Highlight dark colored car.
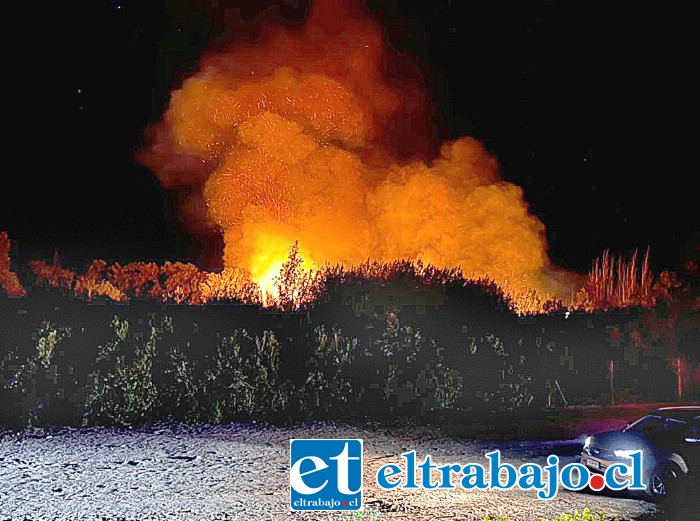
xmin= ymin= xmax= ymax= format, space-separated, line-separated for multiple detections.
xmin=580 ymin=406 xmax=700 ymax=501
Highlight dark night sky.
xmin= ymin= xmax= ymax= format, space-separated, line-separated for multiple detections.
xmin=3 ymin=0 xmax=698 ymax=274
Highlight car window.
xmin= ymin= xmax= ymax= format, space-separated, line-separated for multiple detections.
xmin=663 ymin=417 xmax=687 ymax=436
xmin=626 ymin=415 xmax=664 ymax=432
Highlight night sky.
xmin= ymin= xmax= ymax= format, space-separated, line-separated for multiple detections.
xmin=4 ymin=0 xmax=698 ymax=274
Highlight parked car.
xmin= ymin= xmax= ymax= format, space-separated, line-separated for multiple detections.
xmin=580 ymin=406 xmax=700 ymax=500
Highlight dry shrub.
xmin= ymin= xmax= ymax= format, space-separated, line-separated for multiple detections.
xmin=198 ymin=267 xmax=262 ymax=304
xmin=496 ymin=283 xmax=563 ymax=316
xmin=108 ymin=262 xmax=162 ymax=298
xmin=29 ymin=251 xmax=76 ymax=290
xmin=273 ymin=242 xmax=323 ymax=311
xmin=319 ymin=258 xmax=465 ymax=287
xmin=574 ymin=249 xmax=654 ymax=311
xmin=0 ymin=232 xmax=26 ymax=296
xmin=74 ymin=260 xmax=125 ymax=302
xmin=159 ymin=262 xmax=208 ymax=304
xmin=317 ymin=259 xmax=551 ymax=313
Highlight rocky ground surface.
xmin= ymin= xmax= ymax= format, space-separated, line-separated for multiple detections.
xmin=0 ymin=422 xmax=663 ymax=521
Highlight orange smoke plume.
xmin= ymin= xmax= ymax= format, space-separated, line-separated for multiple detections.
xmin=140 ymin=0 xmax=567 ymax=302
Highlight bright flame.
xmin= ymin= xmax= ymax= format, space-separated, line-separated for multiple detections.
xmin=245 ymin=229 xmax=315 ymax=302
xmin=255 ymin=262 xmax=284 ymax=302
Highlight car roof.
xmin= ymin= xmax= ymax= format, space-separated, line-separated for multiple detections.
xmin=652 ymin=406 xmax=700 ymax=421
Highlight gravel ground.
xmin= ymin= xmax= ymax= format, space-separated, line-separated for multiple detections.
xmin=0 ymin=422 xmax=659 ymax=521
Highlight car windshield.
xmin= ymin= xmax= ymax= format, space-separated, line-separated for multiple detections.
xmin=625 ymin=415 xmax=664 ymax=432
xmin=625 ymin=413 xmax=698 ymax=438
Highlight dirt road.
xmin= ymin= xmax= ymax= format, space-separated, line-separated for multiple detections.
xmin=0 ymin=423 xmax=659 ymax=521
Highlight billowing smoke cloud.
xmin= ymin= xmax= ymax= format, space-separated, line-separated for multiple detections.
xmin=141 ymin=0 xmax=566 ymax=298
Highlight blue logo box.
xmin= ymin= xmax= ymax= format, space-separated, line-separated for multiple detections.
xmin=290 ymin=439 xmax=363 ymax=511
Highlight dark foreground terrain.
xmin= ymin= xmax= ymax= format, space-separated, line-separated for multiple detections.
xmin=0 ymin=422 xmax=674 ymax=521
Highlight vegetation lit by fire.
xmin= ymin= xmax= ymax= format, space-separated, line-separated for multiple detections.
xmin=3 ymin=231 xmax=696 ymax=315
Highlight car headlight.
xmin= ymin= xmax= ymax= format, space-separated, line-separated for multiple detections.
xmin=613 ymin=449 xmax=639 ymax=458
xmin=583 ymin=437 xmax=592 ymax=451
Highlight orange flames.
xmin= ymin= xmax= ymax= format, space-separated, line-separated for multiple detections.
xmin=0 ymin=232 xmax=26 ymax=297
xmin=140 ymin=0 xmax=572 ymax=307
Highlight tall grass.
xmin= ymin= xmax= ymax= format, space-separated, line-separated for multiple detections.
xmin=574 ymin=249 xmax=654 ymax=311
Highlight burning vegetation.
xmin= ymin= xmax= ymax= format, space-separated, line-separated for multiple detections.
xmin=1 ymin=2 xmax=695 ymax=316
xmin=0 ymin=232 xmax=25 ymax=297
xmin=138 ymin=0 xmax=566 ymax=307
xmin=1 ymin=230 xmax=689 ymax=316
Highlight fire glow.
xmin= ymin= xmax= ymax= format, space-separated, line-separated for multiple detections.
xmin=139 ymin=0 xmax=570 ymax=308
